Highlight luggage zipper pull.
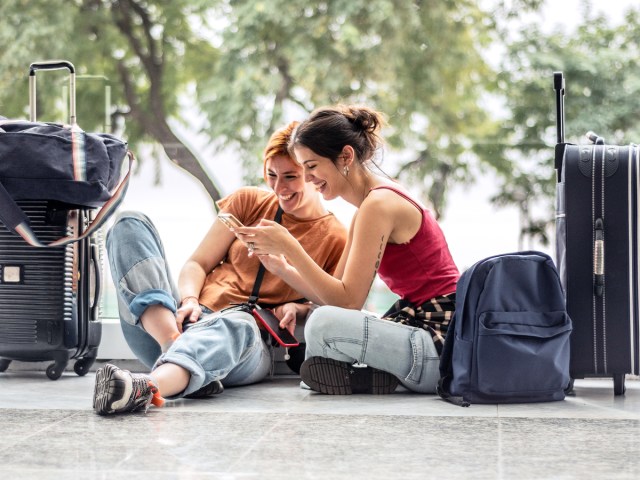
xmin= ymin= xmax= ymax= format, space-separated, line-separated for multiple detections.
xmin=594 ymin=218 xmax=605 ymax=297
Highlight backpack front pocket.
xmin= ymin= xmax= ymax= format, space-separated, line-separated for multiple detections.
xmin=476 ymin=311 xmax=572 ymax=397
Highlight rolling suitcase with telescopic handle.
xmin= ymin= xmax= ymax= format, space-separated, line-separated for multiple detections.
xmin=554 ymin=71 xmax=640 ymax=395
xmin=0 ymin=61 xmax=132 ymax=379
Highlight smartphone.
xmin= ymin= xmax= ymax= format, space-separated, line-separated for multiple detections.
xmin=252 ymin=306 xmax=300 ymax=348
xmin=218 ymin=213 xmax=244 ymax=229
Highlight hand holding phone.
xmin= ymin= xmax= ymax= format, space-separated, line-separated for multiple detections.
xmin=218 ymin=213 xmax=257 ymax=255
xmin=252 ymin=306 xmax=300 ymax=348
xmin=218 ymin=213 xmax=245 ymax=229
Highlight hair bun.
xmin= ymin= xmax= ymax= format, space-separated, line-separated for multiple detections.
xmin=342 ymin=105 xmax=383 ymax=134
xmin=291 ymin=104 xmax=385 ymax=164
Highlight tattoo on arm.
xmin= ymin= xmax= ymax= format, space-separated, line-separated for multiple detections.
xmin=370 ymin=235 xmax=385 ymax=288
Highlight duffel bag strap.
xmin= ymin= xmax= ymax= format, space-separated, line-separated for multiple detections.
xmin=0 ymin=150 xmax=134 ymax=247
xmin=0 ymin=182 xmax=29 ymax=231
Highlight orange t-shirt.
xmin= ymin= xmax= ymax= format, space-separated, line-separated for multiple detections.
xmin=198 ymin=187 xmax=347 ymax=311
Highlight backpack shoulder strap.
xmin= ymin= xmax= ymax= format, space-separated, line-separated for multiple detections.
xmin=436 ymin=260 xmax=478 ymax=407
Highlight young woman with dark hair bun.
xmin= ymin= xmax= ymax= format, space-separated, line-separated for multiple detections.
xmin=236 ymin=105 xmax=460 ymax=395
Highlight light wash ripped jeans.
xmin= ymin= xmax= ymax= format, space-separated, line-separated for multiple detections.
xmin=106 ymin=211 xmax=272 ymax=398
xmin=304 ymin=306 xmax=440 ymax=393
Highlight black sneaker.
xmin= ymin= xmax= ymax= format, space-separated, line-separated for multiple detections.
xmin=184 ymin=380 xmax=224 ymax=399
xmin=300 ymin=357 xmax=399 ymax=395
xmin=93 ymin=363 xmax=164 ymax=415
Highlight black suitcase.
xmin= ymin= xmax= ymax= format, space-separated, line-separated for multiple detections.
xmin=554 ymin=71 xmax=640 ymax=395
xmin=0 ymin=63 xmax=103 ymax=380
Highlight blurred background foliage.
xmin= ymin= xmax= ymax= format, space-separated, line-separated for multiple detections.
xmin=1 ymin=0 xmax=640 ymax=247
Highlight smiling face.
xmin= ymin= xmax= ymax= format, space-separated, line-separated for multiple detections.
xmin=265 ymin=154 xmax=324 ymax=218
xmin=293 ymin=145 xmax=346 ymax=201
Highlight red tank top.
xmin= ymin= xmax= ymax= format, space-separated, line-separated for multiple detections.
xmin=374 ymin=186 xmax=459 ymax=305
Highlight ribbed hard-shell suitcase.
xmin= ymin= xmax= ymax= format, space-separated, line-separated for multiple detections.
xmin=0 ymin=202 xmax=102 ymax=379
xmin=0 ymin=62 xmax=105 ymax=379
xmin=554 ymin=72 xmax=640 ymax=395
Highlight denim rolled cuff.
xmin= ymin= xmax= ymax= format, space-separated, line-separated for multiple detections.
xmin=128 ymin=289 xmax=178 ymax=323
xmin=154 ymin=352 xmax=207 ymax=399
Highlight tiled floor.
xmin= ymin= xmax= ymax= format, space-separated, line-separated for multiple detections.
xmin=1 ymin=363 xmax=639 ymax=480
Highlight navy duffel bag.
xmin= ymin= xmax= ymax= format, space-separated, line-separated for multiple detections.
xmin=0 ymin=120 xmax=128 ymax=207
xmin=0 ymin=119 xmax=133 ymax=247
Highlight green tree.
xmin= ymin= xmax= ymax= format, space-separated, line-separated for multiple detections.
xmin=200 ymin=0 xmax=542 ymax=217
xmin=0 ymin=0 xmax=223 ymax=204
xmin=495 ymin=3 xmax=640 ymax=246
xmin=0 ymin=0 xmax=542 ymax=218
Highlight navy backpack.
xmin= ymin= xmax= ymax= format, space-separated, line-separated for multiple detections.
xmin=438 ymin=251 xmax=572 ymax=406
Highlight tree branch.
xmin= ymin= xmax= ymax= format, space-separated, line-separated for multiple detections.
xmin=112 ymin=0 xmax=158 ymax=78
xmin=109 ymin=3 xmax=221 ymax=205
xmin=126 ymin=0 xmax=159 ymax=65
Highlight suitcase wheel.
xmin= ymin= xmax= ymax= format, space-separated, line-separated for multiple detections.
xmin=0 ymin=359 xmax=11 ymax=372
xmin=73 ymin=357 xmax=95 ymax=377
xmin=46 ymin=362 xmax=65 ymax=380
xmin=613 ymin=374 xmax=626 ymax=396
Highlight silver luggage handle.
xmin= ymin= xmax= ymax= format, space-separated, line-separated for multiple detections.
xmin=29 ymin=60 xmax=76 ymax=124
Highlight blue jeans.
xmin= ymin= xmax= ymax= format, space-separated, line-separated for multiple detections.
xmin=106 ymin=211 xmax=272 ymax=398
xmin=304 ymin=306 xmax=440 ymax=393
